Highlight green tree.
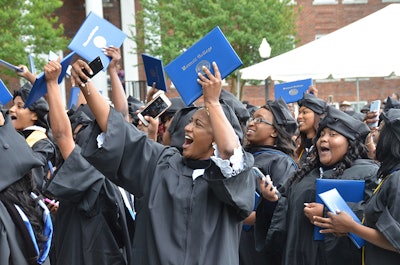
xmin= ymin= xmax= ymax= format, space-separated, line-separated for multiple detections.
xmin=133 ymin=0 xmax=298 ymax=98
xmin=0 ymin=0 xmax=68 ymax=82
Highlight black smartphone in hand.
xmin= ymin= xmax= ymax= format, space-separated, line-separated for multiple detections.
xmin=80 ymin=56 xmax=104 ymax=83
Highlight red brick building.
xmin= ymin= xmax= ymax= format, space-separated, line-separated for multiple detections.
xmin=4 ymin=0 xmax=399 ymax=108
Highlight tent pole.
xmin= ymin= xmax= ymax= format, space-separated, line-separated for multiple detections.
xmin=236 ymin=71 xmax=241 ymax=100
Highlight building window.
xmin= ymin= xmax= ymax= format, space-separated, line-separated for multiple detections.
xmin=342 ymin=0 xmax=368 ymax=4
xmin=313 ymin=0 xmax=338 ymax=5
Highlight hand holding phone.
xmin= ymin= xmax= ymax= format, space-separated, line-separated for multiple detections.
xmin=138 ymin=91 xmax=172 ymax=126
xmin=369 ymin=100 xmax=381 ymax=128
xmin=252 ymin=167 xmax=279 ymax=195
xmin=79 ymin=56 xmax=104 ymax=83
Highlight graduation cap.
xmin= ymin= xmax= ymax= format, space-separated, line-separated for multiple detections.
xmin=266 ymin=97 xmax=298 ymax=135
xmin=68 ymin=103 xmax=94 ymax=132
xmin=13 ymin=82 xmax=49 ymax=129
xmin=127 ymin=96 xmax=144 ymax=126
xmin=164 ymin=97 xmax=186 ymax=115
xmin=380 ymin=108 xmax=400 ymax=142
xmin=220 ymin=89 xmax=250 ymax=125
xmin=297 ymin=93 xmax=327 ymax=115
xmin=24 ymin=52 xmax=76 ymax=108
xmin=317 ymin=106 xmax=370 ymax=142
xmin=0 ymin=114 xmax=43 ymax=191
xmin=383 ymin=96 xmax=400 ymax=112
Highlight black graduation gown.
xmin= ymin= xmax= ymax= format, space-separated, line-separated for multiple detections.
xmin=268 ymin=159 xmax=379 ymax=265
xmin=80 ymin=108 xmax=255 ymax=265
xmin=22 ymin=129 xmax=59 ymax=191
xmin=240 ymin=146 xmax=298 ymax=265
xmin=45 ymin=145 xmax=134 ymax=265
xmin=363 ymin=164 xmax=400 ymax=264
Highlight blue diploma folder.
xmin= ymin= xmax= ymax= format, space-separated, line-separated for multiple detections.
xmin=0 ymin=79 xmax=12 ymax=105
xmin=242 ymin=191 xmax=260 ymax=231
xmin=142 ymin=54 xmax=167 ymax=92
xmin=0 ymin=59 xmax=23 ymax=72
xmin=318 ymin=188 xmax=366 ymax=248
xmin=68 ymin=12 xmax=126 ymax=70
xmin=314 ymin=178 xmax=365 ymax=240
xmin=25 ymin=52 xmax=76 ymax=108
xmin=164 ymin=26 xmax=242 ymax=105
xmin=274 ymin=78 xmax=312 ymax=104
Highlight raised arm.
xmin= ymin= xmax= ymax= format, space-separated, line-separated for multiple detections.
xmin=197 ymin=62 xmax=239 ymax=159
xmin=17 ymin=65 xmax=37 ymax=85
xmin=70 ymin=59 xmax=110 ymax=133
xmin=105 ymin=47 xmax=129 ymax=121
xmin=44 ymin=58 xmax=75 ymax=159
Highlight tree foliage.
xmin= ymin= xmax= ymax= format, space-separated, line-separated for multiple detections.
xmin=132 ymin=0 xmax=298 ymax=96
xmin=0 ymin=0 xmax=68 ymax=80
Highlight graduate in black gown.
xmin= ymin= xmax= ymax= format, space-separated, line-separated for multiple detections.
xmin=314 ymin=108 xmax=400 ymax=265
xmin=8 ymin=83 xmax=59 ymax=191
xmin=0 ymin=108 xmax=52 ymax=265
xmin=296 ymin=93 xmax=327 ymax=167
xmin=240 ymin=98 xmax=298 ymax=265
xmin=43 ymin=56 xmax=134 ymax=265
xmin=261 ymin=106 xmax=379 ymax=265
xmin=70 ymin=60 xmax=255 ymax=265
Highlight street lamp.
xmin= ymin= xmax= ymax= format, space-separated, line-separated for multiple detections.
xmin=258 ymin=38 xmax=271 ymax=103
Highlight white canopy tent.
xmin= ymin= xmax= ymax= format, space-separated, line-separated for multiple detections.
xmin=240 ymin=4 xmax=400 ymax=82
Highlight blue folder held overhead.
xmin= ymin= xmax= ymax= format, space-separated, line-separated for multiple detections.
xmin=142 ymin=54 xmax=167 ymax=92
xmin=314 ymin=178 xmax=365 ymax=241
xmin=68 ymin=11 xmax=127 ymax=70
xmin=0 ymin=79 xmax=13 ymax=105
xmin=318 ymin=188 xmax=366 ymax=249
xmin=164 ymin=26 xmax=243 ymax=106
xmin=25 ymin=52 xmax=76 ymax=108
xmin=0 ymin=59 xmax=23 ymax=72
xmin=274 ymin=78 xmax=312 ymax=104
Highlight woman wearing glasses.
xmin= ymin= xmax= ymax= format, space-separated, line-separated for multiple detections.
xmin=239 ymin=98 xmax=298 ymax=265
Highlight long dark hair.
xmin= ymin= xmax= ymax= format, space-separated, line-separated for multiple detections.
xmin=0 ymin=174 xmax=46 ymax=244
xmin=376 ymin=123 xmax=400 ymax=178
xmin=288 ymin=136 xmax=369 ymax=186
xmin=295 ymin=112 xmax=324 ymax=158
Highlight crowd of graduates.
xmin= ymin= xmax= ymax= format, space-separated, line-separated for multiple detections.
xmin=0 ymin=46 xmax=399 ymax=265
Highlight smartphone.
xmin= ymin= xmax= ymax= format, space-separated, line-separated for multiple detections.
xmin=369 ymin=100 xmax=381 ymax=128
xmin=252 ymin=167 xmax=279 ymax=195
xmin=80 ymin=56 xmax=104 ymax=83
xmin=137 ymin=91 xmax=172 ymax=126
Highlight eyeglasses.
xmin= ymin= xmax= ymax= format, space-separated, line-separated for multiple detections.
xmin=247 ymin=117 xmax=274 ymax=127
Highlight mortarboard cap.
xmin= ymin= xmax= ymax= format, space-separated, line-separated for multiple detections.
xmin=383 ymin=96 xmax=400 ymax=112
xmin=317 ymin=106 xmax=370 ymax=142
xmin=220 ymin=89 xmax=250 ymax=125
xmin=266 ymin=98 xmax=298 ymax=135
xmin=380 ymin=108 xmax=400 ymax=142
xmin=297 ymin=93 xmax=327 ymax=115
xmin=164 ymin=97 xmax=187 ymax=115
xmin=0 ymin=114 xmax=43 ymax=191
